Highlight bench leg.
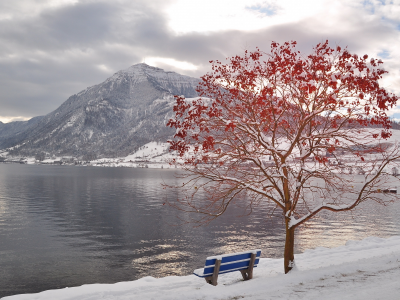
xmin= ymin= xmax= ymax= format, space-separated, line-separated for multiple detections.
xmin=240 ymin=253 xmax=256 ymax=281
xmin=204 ymin=259 xmax=221 ymax=286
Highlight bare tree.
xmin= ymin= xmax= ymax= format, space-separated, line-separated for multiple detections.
xmin=35 ymin=152 xmax=46 ymax=161
xmin=166 ymin=40 xmax=400 ymax=273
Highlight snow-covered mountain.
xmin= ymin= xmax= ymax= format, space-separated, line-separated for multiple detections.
xmin=1 ymin=64 xmax=200 ymax=158
xmin=0 ymin=116 xmax=44 ymax=149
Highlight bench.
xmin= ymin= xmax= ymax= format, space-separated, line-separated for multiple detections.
xmin=193 ymin=249 xmax=261 ymax=286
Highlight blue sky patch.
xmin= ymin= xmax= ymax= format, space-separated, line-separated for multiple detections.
xmin=390 ymin=113 xmax=400 ymax=120
xmin=362 ymin=0 xmax=375 ymax=14
xmin=246 ymin=4 xmax=276 ymax=16
xmin=378 ymin=50 xmax=390 ymax=59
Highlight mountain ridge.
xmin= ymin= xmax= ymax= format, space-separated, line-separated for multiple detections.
xmin=1 ymin=63 xmax=200 ymax=158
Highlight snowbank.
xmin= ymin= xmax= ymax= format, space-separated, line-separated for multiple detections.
xmin=4 ymin=235 xmax=400 ymax=300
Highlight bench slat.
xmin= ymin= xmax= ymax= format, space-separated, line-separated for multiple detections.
xmin=201 ymin=259 xmax=260 ymax=277
xmin=205 ymin=250 xmax=261 ymax=266
xmin=193 ymin=250 xmax=261 ymax=279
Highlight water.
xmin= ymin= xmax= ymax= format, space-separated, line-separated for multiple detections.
xmin=0 ymin=164 xmax=399 ymax=298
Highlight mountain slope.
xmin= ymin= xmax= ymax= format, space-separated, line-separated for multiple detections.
xmin=3 ymin=63 xmax=200 ymax=157
xmin=0 ymin=116 xmax=44 ymax=149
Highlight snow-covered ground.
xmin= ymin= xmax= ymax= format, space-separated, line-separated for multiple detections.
xmin=91 ymin=141 xmax=177 ymax=168
xmin=2 ymin=129 xmax=400 ymax=169
xmin=4 ymin=235 xmax=400 ymax=300
xmin=0 ymin=142 xmax=177 ymax=168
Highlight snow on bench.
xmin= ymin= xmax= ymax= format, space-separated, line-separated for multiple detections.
xmin=193 ymin=249 xmax=261 ymax=286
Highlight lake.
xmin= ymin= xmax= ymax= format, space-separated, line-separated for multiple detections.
xmin=0 ymin=164 xmax=399 ymax=298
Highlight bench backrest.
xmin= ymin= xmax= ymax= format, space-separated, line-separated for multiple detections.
xmin=202 ymin=249 xmax=261 ymax=277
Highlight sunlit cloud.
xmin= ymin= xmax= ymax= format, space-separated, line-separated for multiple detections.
xmin=48 ymin=0 xmax=80 ymax=8
xmin=0 ymin=116 xmax=31 ymax=123
xmin=97 ymin=64 xmax=112 ymax=73
xmin=145 ymin=57 xmax=198 ymax=71
xmin=166 ymin=0 xmax=332 ymax=33
xmin=166 ymin=0 xmax=277 ymax=33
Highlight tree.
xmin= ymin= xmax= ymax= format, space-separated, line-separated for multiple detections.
xmin=35 ymin=152 xmax=46 ymax=161
xmin=166 ymin=40 xmax=400 ymax=274
xmin=82 ymin=152 xmax=97 ymax=162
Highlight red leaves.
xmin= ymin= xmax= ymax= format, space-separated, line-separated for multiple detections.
xmin=202 ymin=136 xmax=215 ymax=151
xmin=327 ymin=145 xmax=335 ymax=153
xmin=167 ymin=40 xmax=398 ymax=167
xmin=225 ymin=121 xmax=236 ymax=131
xmin=381 ymin=131 xmax=391 ymax=139
xmin=315 ymin=156 xmax=328 ymax=164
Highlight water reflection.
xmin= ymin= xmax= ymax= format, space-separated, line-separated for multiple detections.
xmin=294 ymin=175 xmax=400 ymax=252
xmin=0 ymin=165 xmax=399 ymax=298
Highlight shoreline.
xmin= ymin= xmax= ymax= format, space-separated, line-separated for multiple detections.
xmin=4 ymin=235 xmax=400 ymax=300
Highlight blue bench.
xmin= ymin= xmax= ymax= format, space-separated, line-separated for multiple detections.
xmin=193 ymin=249 xmax=261 ymax=286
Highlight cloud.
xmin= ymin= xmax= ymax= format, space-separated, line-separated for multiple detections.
xmin=145 ymin=57 xmax=197 ymax=71
xmin=0 ymin=0 xmax=399 ymax=122
xmin=0 ymin=116 xmax=31 ymax=123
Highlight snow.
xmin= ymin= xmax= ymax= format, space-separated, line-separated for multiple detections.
xmin=121 ymin=141 xmax=176 ymax=166
xmin=4 ymin=235 xmax=400 ymax=300
xmin=108 ymin=63 xmax=199 ymax=92
xmin=4 ymin=128 xmax=400 ymax=169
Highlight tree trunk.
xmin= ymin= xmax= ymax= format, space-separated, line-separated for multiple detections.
xmin=284 ymin=220 xmax=295 ymax=274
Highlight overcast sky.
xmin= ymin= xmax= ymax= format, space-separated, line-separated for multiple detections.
xmin=1 ymin=0 xmax=400 ymax=123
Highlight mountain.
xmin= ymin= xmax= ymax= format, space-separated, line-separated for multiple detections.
xmin=1 ymin=63 xmax=200 ymax=158
xmin=0 ymin=116 xmax=44 ymax=149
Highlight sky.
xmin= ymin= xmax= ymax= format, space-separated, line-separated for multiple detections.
xmin=1 ymin=0 xmax=400 ymax=123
